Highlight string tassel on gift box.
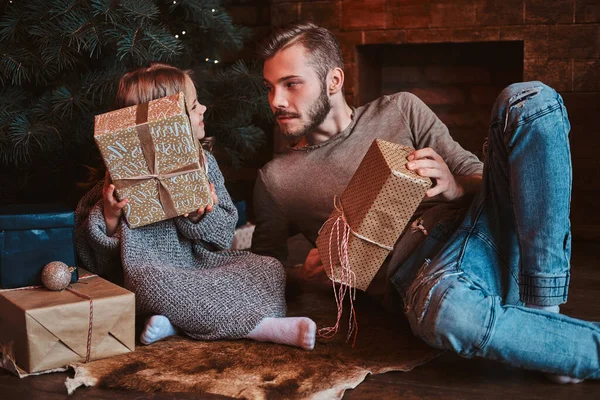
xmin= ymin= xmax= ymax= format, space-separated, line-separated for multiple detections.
xmin=317 ymin=197 xmax=359 ymax=346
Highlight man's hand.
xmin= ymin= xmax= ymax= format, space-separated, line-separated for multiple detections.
xmin=102 ymin=173 xmax=128 ymax=237
xmin=297 ymin=248 xmax=329 ymax=285
xmin=406 ymin=147 xmax=465 ymax=201
xmin=183 ymin=183 xmax=218 ymax=223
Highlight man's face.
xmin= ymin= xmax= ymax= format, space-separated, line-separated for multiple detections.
xmin=263 ymin=44 xmax=331 ymax=139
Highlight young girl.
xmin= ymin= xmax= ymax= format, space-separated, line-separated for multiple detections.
xmin=75 ymin=63 xmax=316 ymax=350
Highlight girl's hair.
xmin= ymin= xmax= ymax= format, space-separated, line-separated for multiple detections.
xmin=114 ymin=62 xmax=193 ymax=108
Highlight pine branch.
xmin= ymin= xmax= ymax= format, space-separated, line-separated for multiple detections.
xmin=80 ymin=64 xmax=127 ymax=105
xmin=0 ymin=86 xmax=27 ymax=126
xmin=90 ymin=0 xmax=122 ymax=25
xmin=46 ymin=0 xmax=79 ymax=18
xmin=121 ymin=0 xmax=160 ymax=26
xmin=178 ymin=1 xmax=244 ymax=52
xmin=39 ymin=38 xmax=80 ymax=73
xmin=0 ymin=128 xmax=12 ymax=164
xmin=0 ymin=2 xmax=26 ymax=42
xmin=60 ymin=9 xmax=102 ymax=56
xmin=115 ymin=26 xmax=147 ymax=62
xmin=0 ymin=48 xmax=33 ymax=85
xmin=144 ymin=25 xmax=184 ymax=61
xmin=51 ymin=86 xmax=93 ymax=119
xmin=29 ymin=93 xmax=54 ymax=116
xmin=8 ymin=113 xmax=57 ymax=164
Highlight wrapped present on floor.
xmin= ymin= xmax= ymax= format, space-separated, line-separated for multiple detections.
xmin=0 ymin=272 xmax=135 ymax=374
xmin=94 ymin=92 xmax=213 ymax=229
xmin=0 ymin=204 xmax=78 ymax=289
xmin=316 ymin=139 xmax=432 ymax=291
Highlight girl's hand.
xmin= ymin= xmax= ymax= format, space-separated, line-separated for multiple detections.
xmin=102 ymin=173 xmax=128 ymax=237
xmin=184 ymin=183 xmax=219 ymax=223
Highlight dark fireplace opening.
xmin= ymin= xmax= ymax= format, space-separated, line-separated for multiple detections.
xmin=357 ymin=42 xmax=524 ymax=158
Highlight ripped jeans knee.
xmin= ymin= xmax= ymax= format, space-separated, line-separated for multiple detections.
xmin=404 ymin=267 xmax=497 ymax=358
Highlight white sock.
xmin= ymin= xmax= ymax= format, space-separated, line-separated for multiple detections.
xmin=245 ymin=317 xmax=317 ymax=350
xmin=525 ymin=303 xmax=583 ymax=384
xmin=525 ymin=303 xmax=560 ymax=313
xmin=544 ymin=375 xmax=584 ymax=384
xmin=140 ymin=315 xmax=178 ymax=345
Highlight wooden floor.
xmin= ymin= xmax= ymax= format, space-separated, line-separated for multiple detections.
xmin=2 ymin=240 xmax=600 ymax=399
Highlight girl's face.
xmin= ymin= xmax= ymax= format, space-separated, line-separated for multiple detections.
xmin=184 ymin=77 xmax=207 ymax=140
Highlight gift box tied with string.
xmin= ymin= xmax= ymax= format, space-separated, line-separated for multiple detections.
xmin=0 ymin=272 xmax=135 ymax=374
xmin=94 ymin=92 xmax=213 ymax=229
xmin=316 ymin=139 xmax=432 ymax=292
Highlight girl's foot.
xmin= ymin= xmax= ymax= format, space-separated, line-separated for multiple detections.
xmin=140 ymin=315 xmax=178 ymax=345
xmin=246 ymin=317 xmax=317 ymax=350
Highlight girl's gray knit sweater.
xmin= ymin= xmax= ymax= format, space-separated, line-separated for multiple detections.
xmin=74 ymin=153 xmax=286 ymax=340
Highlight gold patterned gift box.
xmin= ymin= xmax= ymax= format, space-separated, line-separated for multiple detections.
xmin=316 ymin=139 xmax=432 ymax=291
xmin=94 ymin=92 xmax=213 ymax=229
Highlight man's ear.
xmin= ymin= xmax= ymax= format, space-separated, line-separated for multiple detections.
xmin=328 ymin=67 xmax=344 ymax=95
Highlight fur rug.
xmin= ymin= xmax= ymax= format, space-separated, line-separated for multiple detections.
xmin=66 ymin=281 xmax=441 ymax=399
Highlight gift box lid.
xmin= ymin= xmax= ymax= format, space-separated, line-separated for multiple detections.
xmin=94 ymin=91 xmax=188 ymax=136
xmin=0 ymin=204 xmax=75 ymax=231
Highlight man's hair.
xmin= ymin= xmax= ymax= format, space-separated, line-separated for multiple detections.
xmin=114 ymin=62 xmax=192 ymax=109
xmin=259 ymin=22 xmax=344 ymax=84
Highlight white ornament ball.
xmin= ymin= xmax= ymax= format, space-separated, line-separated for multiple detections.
xmin=41 ymin=261 xmax=72 ymax=291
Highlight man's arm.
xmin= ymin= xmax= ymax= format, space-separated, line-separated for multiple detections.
xmin=397 ymin=93 xmax=484 ymax=201
xmin=406 ymin=147 xmax=482 ymax=202
xmin=251 ymin=171 xmax=292 ymax=264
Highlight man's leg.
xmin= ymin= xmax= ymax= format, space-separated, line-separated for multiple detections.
xmin=486 ymin=82 xmax=572 ymax=307
xmin=403 ymin=82 xmax=600 ymax=379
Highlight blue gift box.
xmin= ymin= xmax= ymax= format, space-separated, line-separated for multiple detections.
xmin=0 ymin=204 xmax=78 ymax=289
xmin=233 ymin=200 xmax=247 ymax=228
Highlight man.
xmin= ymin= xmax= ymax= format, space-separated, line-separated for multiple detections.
xmin=252 ymin=22 xmax=599 ymax=382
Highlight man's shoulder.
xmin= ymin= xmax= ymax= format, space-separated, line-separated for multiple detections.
xmin=257 ymin=152 xmax=296 ymax=186
xmin=358 ymin=91 xmax=423 ymax=115
xmin=379 ymin=91 xmax=423 ymax=106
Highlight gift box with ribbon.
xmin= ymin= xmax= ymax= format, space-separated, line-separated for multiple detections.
xmin=316 ymin=139 xmax=431 ymax=343
xmin=0 ymin=272 xmax=135 ymax=374
xmin=94 ymin=92 xmax=213 ymax=229
xmin=316 ymin=139 xmax=432 ymax=292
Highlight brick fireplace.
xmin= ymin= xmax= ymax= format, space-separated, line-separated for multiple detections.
xmin=358 ymin=41 xmax=523 ymax=159
xmin=228 ymin=0 xmax=600 ymax=237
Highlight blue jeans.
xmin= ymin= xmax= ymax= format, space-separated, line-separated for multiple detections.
xmin=392 ymin=82 xmax=600 ymax=379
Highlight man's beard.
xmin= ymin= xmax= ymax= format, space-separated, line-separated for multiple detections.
xmin=276 ymin=86 xmax=331 ymax=140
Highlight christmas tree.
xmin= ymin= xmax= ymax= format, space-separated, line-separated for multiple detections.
xmin=0 ymin=0 xmax=272 ymax=206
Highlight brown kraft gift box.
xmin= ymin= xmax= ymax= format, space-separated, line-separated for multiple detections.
xmin=0 ymin=274 xmax=135 ymax=374
xmin=316 ymin=139 xmax=432 ymax=291
xmin=94 ymin=92 xmax=213 ymax=229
